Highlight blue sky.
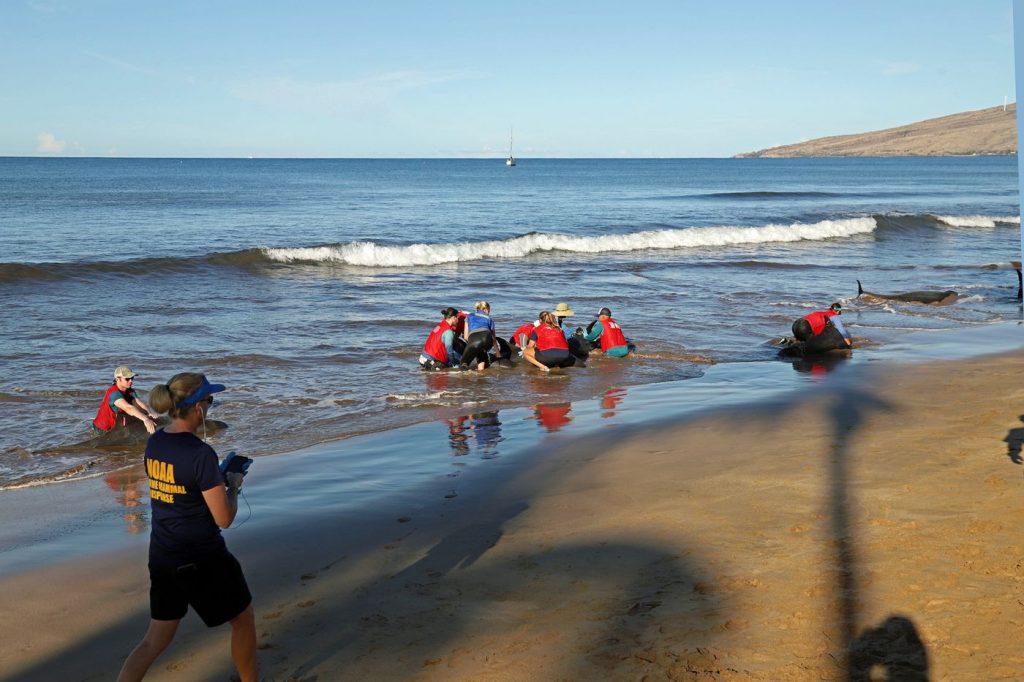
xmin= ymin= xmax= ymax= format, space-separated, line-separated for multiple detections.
xmin=0 ymin=1 xmax=1015 ymax=158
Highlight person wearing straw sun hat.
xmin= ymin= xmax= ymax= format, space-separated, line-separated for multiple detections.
xmin=584 ymin=307 xmax=632 ymax=358
xmin=551 ymin=302 xmax=595 ymax=360
xmin=551 ymin=302 xmax=575 ymax=337
xmin=93 ymin=366 xmax=159 ymax=435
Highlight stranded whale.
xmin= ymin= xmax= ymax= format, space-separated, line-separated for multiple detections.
xmin=856 ymin=280 xmax=958 ymax=305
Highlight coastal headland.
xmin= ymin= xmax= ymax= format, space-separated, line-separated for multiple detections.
xmin=3 ymin=337 xmax=1024 ymax=680
xmin=736 ymin=104 xmax=1017 ymax=157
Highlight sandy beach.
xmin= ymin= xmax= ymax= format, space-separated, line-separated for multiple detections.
xmin=4 ymin=344 xmax=1024 ymax=681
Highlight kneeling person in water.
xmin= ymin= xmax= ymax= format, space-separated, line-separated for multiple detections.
xmin=420 ymin=307 xmax=462 ymax=370
xmin=93 ymin=366 xmax=160 ymax=435
xmin=524 ymin=311 xmax=576 ymax=372
xmin=584 ymin=307 xmax=631 ymax=358
xmin=509 ymin=319 xmax=539 ymax=355
xmin=791 ymin=302 xmax=852 ymax=354
xmin=460 ymin=301 xmax=502 ymax=371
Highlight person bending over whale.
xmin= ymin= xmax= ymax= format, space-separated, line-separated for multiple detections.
xmin=460 ymin=301 xmax=503 ymax=371
xmin=790 ymin=302 xmax=851 ymax=355
xmin=93 ymin=366 xmax=160 ymax=435
xmin=523 ymin=311 xmax=577 ymax=372
xmin=420 ymin=308 xmax=462 ymax=370
xmin=584 ymin=307 xmax=632 ymax=358
xmin=509 ymin=319 xmax=540 ymax=355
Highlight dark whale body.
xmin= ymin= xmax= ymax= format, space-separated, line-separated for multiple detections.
xmin=777 ymin=325 xmax=852 ymax=360
xmin=85 ymin=417 xmax=229 ymax=448
xmin=856 ymin=280 xmax=958 ymax=305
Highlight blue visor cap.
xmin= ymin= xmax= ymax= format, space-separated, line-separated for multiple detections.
xmin=178 ymin=377 xmax=226 ymax=408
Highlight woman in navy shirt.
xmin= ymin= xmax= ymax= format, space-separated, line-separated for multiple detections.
xmin=117 ymin=373 xmax=257 ymax=682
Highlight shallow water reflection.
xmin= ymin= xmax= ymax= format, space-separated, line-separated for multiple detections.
xmin=104 ymin=466 xmax=148 ymax=534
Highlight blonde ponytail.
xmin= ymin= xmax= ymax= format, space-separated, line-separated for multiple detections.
xmin=149 ymin=372 xmax=205 ymax=419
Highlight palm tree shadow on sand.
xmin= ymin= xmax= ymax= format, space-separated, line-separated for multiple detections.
xmin=825 ymin=384 xmax=930 ymax=680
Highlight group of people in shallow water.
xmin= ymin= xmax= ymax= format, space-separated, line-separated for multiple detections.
xmin=84 ymin=296 xmax=847 ymax=681
xmin=419 ymin=301 xmax=634 ymax=372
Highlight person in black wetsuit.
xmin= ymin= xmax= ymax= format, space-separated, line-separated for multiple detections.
xmin=460 ymin=301 xmax=503 ymax=371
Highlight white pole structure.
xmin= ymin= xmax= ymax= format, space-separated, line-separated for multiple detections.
xmin=1015 ymin=1 xmax=1024 ymax=292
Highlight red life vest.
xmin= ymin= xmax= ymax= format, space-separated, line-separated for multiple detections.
xmin=802 ymin=310 xmax=837 ymax=336
xmin=512 ymin=322 xmax=537 ymax=347
xmin=598 ymin=316 xmax=628 ymax=351
xmin=93 ymin=383 xmax=134 ymax=431
xmin=452 ymin=311 xmax=468 ymax=338
xmin=423 ymin=319 xmax=454 ymax=364
xmin=532 ymin=324 xmax=569 ymax=352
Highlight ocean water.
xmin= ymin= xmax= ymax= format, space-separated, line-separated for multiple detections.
xmin=0 ymin=156 xmax=1019 ymax=487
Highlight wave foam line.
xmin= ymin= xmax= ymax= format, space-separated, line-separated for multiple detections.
xmin=262 ymin=217 xmax=878 ymax=268
xmin=935 ymin=215 xmax=1020 ymax=228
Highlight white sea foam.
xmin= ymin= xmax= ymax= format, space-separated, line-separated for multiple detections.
xmin=262 ymin=217 xmax=878 ymax=268
xmin=385 ymin=391 xmax=446 ymax=402
xmin=935 ymin=215 xmax=1020 ymax=228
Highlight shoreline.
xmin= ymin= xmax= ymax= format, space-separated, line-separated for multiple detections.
xmin=2 ymin=322 xmax=1022 ymax=575
xmin=1 ymin=324 xmax=1023 ymax=678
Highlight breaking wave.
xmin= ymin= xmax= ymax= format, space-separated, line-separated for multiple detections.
xmin=933 ymin=214 xmax=1020 ymax=228
xmin=261 ymin=217 xmax=879 ymax=267
xmin=23 ymin=212 xmax=1020 ymax=281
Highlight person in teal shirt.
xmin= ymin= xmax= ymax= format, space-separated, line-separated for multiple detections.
xmin=584 ymin=308 xmax=632 ymax=358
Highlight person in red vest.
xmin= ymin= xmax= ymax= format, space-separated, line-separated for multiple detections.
xmin=584 ymin=307 xmax=632 ymax=357
xmin=523 ymin=311 xmax=577 ymax=372
xmin=793 ymin=303 xmax=851 ymax=342
xmin=419 ymin=308 xmax=462 ymax=370
xmin=509 ymin=319 xmax=540 ymax=354
xmin=450 ymin=309 xmax=468 ymax=338
xmin=790 ymin=302 xmax=852 ymax=355
xmin=93 ymin=366 xmax=159 ymax=434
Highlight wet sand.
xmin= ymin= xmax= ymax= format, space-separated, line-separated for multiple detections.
xmin=3 ymin=347 xmax=1024 ymax=680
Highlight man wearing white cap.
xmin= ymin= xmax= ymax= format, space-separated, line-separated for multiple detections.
xmin=93 ymin=366 xmax=159 ymax=434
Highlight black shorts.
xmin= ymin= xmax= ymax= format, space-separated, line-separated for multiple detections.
xmin=149 ymin=551 xmax=252 ymax=627
xmin=535 ymin=349 xmax=575 ymax=368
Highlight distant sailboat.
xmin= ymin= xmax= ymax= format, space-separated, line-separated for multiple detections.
xmin=506 ymin=128 xmax=516 ymax=167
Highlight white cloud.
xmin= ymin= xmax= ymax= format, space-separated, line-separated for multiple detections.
xmin=881 ymin=62 xmax=920 ymax=76
xmin=230 ymin=70 xmax=475 ymax=113
xmin=37 ymin=132 xmax=66 ymax=153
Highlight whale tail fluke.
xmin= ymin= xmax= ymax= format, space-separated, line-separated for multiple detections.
xmin=857 ymin=279 xmax=864 ymax=297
